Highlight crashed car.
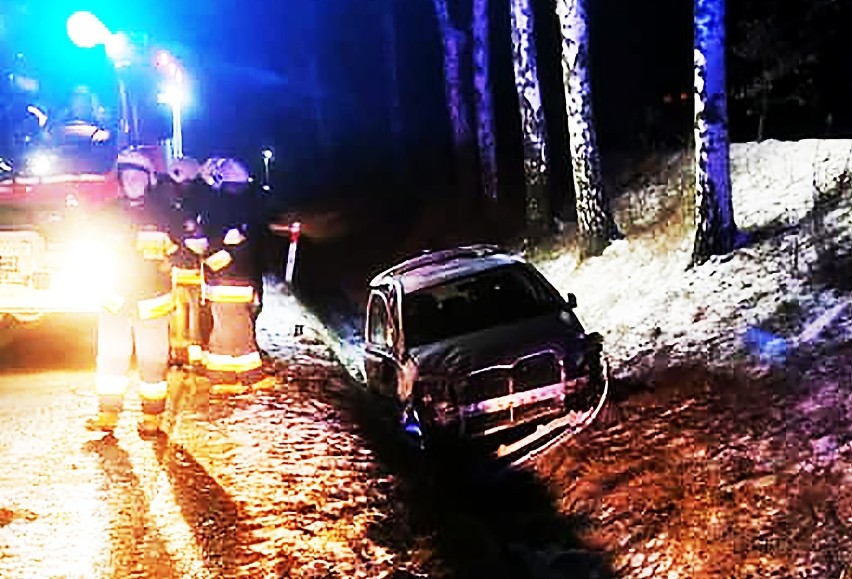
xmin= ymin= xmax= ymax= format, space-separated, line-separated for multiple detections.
xmin=363 ymin=245 xmax=609 ymax=461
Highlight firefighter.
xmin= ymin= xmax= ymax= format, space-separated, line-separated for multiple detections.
xmin=199 ymin=157 xmax=225 ymax=188
xmin=165 ymin=156 xmax=207 ymax=366
xmin=87 ymin=146 xmax=181 ymax=437
xmin=200 ymin=157 xmax=274 ymax=395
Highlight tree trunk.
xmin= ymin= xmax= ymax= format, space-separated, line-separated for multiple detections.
xmin=382 ymin=0 xmax=406 ymax=184
xmin=472 ymin=0 xmax=499 ymax=202
xmin=691 ymin=0 xmax=737 ymax=267
xmin=434 ymin=0 xmax=478 ymax=198
xmin=510 ymin=0 xmax=551 ymax=232
xmin=308 ymin=56 xmax=333 ymax=167
xmin=556 ymin=0 xmax=620 ymax=258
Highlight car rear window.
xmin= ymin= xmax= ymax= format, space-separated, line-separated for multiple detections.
xmin=402 ymin=263 xmax=564 ymax=348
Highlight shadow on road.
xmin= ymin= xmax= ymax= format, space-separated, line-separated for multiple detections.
xmin=151 ymin=436 xmax=253 ymax=576
xmin=266 ymin=204 xmax=619 ymax=577
xmin=83 ymin=435 xmax=179 ymax=578
xmin=293 ymin=374 xmax=617 ymax=579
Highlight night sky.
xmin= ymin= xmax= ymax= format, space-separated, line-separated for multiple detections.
xmin=2 ymin=0 xmax=850 ymax=208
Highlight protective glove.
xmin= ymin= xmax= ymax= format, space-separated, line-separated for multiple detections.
xmin=184 ymin=237 xmax=209 ymax=255
xmin=223 ymin=228 xmax=246 ymax=246
xmin=205 ymin=249 xmax=233 ymax=272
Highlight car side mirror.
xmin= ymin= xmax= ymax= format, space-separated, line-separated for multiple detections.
xmin=565 ymin=292 xmax=578 ymax=309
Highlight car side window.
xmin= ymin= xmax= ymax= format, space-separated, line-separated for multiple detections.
xmin=387 ymin=286 xmax=401 ymax=350
xmin=367 ymin=293 xmax=392 ymax=349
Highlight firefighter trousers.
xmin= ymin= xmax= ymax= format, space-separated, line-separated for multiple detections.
xmin=95 ymin=311 xmax=170 ymax=418
xmin=205 ymin=300 xmax=269 ymax=392
xmin=171 ymin=283 xmax=204 ymax=363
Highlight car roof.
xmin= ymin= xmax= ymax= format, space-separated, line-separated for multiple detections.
xmin=369 ymin=245 xmax=526 ymax=294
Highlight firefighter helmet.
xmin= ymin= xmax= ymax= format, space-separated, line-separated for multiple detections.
xmin=168 ymin=157 xmax=200 ymax=184
xmin=214 ymin=158 xmax=250 ymax=186
xmin=199 ymin=157 xmax=224 ymax=186
xmin=116 ymin=147 xmax=157 ymax=175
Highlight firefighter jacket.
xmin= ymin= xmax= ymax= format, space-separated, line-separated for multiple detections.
xmin=93 ymin=189 xmax=183 ymax=318
xmin=199 ymin=186 xmax=264 ymax=292
xmin=163 ymin=177 xmax=208 ymax=273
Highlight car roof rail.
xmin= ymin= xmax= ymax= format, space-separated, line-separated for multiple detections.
xmin=370 ymin=244 xmax=508 ymax=286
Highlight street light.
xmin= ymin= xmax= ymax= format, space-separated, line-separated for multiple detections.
xmin=261 ymin=148 xmax=273 ymax=191
xmin=154 ymin=50 xmax=187 ymax=159
xmin=157 ymin=80 xmax=187 ymax=158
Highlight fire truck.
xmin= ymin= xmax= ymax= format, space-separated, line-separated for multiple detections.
xmin=0 ymin=50 xmax=176 ymax=327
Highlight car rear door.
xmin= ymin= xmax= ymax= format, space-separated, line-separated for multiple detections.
xmin=364 ymin=288 xmax=402 ymax=398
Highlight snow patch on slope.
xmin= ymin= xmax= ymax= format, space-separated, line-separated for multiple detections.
xmin=535 ymin=139 xmax=852 ymax=380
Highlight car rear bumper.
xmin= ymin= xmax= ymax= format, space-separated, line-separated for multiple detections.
xmin=0 ymin=284 xmax=101 ymax=316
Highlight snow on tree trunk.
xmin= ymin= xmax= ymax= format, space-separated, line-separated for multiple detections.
xmin=556 ymin=0 xmax=620 ymax=258
xmin=692 ymin=0 xmax=737 ymax=267
xmin=434 ymin=0 xmax=478 ymax=198
xmin=510 ymin=0 xmax=551 ymax=231
xmin=472 ymin=0 xmax=499 ymax=202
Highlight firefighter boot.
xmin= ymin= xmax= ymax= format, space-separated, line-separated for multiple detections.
xmin=86 ymin=410 xmax=119 ymax=433
xmin=137 ymin=413 xmax=162 ymax=439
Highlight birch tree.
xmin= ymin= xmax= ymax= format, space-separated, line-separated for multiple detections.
xmin=556 ymin=0 xmax=620 ymax=257
xmin=472 ymin=0 xmax=499 ymax=201
xmin=692 ymin=0 xmax=737 ymax=266
xmin=510 ymin=0 xmax=551 ymax=231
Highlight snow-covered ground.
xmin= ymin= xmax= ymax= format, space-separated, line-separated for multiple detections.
xmin=530 ymin=139 xmax=852 ymax=577
xmin=535 ymin=139 xmax=852 ymax=381
xmin=256 ymin=277 xmax=367 ymax=384
xmin=255 ymin=140 xmax=852 ymax=578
